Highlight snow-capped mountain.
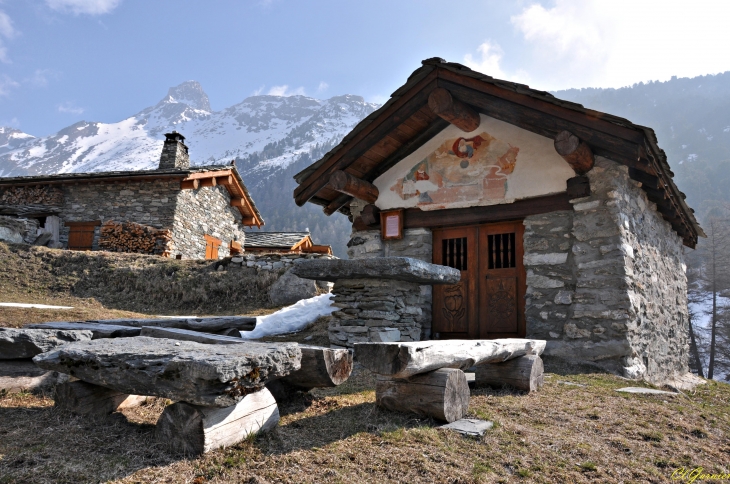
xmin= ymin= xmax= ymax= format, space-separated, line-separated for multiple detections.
xmin=0 ymin=81 xmax=377 ymax=177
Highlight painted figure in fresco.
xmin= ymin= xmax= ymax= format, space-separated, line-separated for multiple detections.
xmin=391 ymin=131 xmax=520 ymax=209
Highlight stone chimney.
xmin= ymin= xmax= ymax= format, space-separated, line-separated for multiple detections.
xmin=158 ymin=131 xmax=190 ymax=169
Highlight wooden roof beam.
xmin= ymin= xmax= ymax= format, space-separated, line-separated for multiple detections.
xmin=554 ymin=131 xmax=594 ymax=175
xmin=328 ymin=170 xmax=379 ymax=204
xmin=427 ymin=88 xmax=480 ymax=132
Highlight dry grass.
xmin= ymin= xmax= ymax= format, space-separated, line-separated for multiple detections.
xmin=1 ymin=364 xmax=728 ymax=484
xmin=0 ymin=242 xmax=284 ymax=320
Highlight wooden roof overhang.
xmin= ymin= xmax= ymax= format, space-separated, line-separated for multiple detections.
xmin=0 ymin=165 xmax=264 ymax=229
xmin=293 ymin=58 xmax=703 ymax=248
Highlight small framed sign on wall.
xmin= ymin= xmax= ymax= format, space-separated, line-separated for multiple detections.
xmin=380 ymin=209 xmax=404 ymax=240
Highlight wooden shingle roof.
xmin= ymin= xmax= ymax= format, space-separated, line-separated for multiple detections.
xmin=293 ymin=57 xmax=702 ymax=248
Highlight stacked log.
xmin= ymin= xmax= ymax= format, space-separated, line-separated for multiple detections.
xmin=98 ymin=220 xmax=173 ymax=256
xmin=0 ymin=186 xmax=64 ymax=205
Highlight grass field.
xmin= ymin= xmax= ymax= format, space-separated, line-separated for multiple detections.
xmin=1 ymin=357 xmax=728 ymax=483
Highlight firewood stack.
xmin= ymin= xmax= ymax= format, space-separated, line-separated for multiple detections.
xmin=0 ymin=186 xmax=64 ymax=205
xmin=99 ymin=221 xmax=173 ymax=256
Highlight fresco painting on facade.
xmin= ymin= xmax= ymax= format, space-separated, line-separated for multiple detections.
xmin=389 ymin=132 xmax=519 ymax=210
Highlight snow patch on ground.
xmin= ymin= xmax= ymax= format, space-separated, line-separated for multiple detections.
xmin=0 ymin=302 xmax=73 ymax=309
xmin=240 ymin=293 xmax=335 ymax=339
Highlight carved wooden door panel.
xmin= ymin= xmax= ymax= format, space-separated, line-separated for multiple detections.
xmin=432 ymin=226 xmax=478 ymax=338
xmin=478 ymin=222 xmax=525 ymax=338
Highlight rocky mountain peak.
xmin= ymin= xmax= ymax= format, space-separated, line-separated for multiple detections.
xmin=159 ymin=81 xmax=211 ymax=112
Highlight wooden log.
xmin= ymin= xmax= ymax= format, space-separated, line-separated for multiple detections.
xmin=554 ymin=130 xmax=595 ymax=175
xmin=328 ymin=170 xmax=379 ymax=204
xmin=0 ymin=359 xmax=70 ymax=394
xmin=26 ymin=322 xmax=141 ymax=339
xmin=88 ymin=316 xmax=256 ymax=332
xmin=375 ymin=368 xmax=469 ymax=423
xmin=139 ymin=326 xmax=248 ymax=344
xmin=54 ymin=380 xmax=146 ymax=416
xmin=427 ymin=87 xmax=481 ymax=132
xmin=230 ymin=198 xmax=244 ymax=207
xmin=281 ymin=345 xmax=352 ymax=389
xmin=180 ymin=179 xmax=199 ymax=190
xmin=566 ymin=175 xmax=591 ymax=199
xmin=216 ymin=327 xmax=243 ymax=337
xmin=473 ymin=355 xmax=544 ymax=392
xmin=140 ymin=328 xmax=352 ymax=390
xmin=360 ymin=204 xmax=381 ymax=226
xmin=355 ymin=339 xmax=546 ymax=379
xmin=155 ymin=387 xmax=279 ymax=456
xmin=199 ymin=177 xmax=217 ymax=187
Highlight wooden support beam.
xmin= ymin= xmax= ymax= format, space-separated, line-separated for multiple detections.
xmin=199 ymin=177 xmax=217 ymax=187
xmin=241 ymin=216 xmax=257 ymax=226
xmin=360 ymin=204 xmax=381 ymax=226
xmin=155 ymin=388 xmax=279 ymax=456
xmin=323 ymin=193 xmax=352 ymax=216
xmin=328 ymin=170 xmax=379 ymax=204
xmin=427 ymin=87 xmax=481 ymax=132
xmin=554 ymin=130 xmax=595 ymax=175
xmin=180 ymin=179 xmax=199 ymax=190
xmin=55 ymin=381 xmax=147 ymax=416
xmin=628 ymin=167 xmax=660 ymax=189
xmin=375 ymin=368 xmax=470 ymax=423
xmin=473 ymin=355 xmax=544 ymax=392
xmin=566 ymin=176 xmax=591 ymax=199
xmin=230 ymin=198 xmax=244 ymax=207
xmin=216 ymin=175 xmax=233 ymax=185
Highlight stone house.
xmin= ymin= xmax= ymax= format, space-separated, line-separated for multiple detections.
xmin=0 ymin=132 xmax=263 ymax=259
xmin=244 ymin=231 xmax=333 ymax=255
xmin=292 ymin=58 xmax=703 ymax=384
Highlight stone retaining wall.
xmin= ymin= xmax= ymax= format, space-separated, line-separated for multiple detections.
xmin=0 ymin=215 xmax=40 ymax=244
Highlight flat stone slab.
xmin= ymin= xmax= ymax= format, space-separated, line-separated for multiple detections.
xmin=440 ymin=418 xmax=493 ymax=437
xmin=26 ymin=322 xmax=141 ymax=339
xmin=33 ymin=336 xmax=301 ymax=407
xmin=615 ymin=387 xmax=678 ymax=396
xmin=291 ymin=257 xmax=461 ymax=284
xmin=0 ymin=328 xmax=93 ymax=359
xmin=79 ymin=316 xmax=256 ymax=332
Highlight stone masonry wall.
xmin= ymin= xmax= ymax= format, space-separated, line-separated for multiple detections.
xmin=0 ymin=215 xmax=40 ymax=244
xmin=526 ymin=157 xmax=689 ymax=383
xmin=329 ymin=227 xmax=433 ymax=347
xmin=57 ymin=180 xmax=180 ymax=249
xmin=171 ymin=186 xmax=245 ymax=259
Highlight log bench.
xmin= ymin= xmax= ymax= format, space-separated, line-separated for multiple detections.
xmin=355 ymin=339 xmax=546 ymax=422
xmin=137 ymin=326 xmax=353 ymax=401
xmin=33 ymin=337 xmax=301 ymax=455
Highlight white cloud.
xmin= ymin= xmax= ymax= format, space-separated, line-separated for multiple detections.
xmin=0 ymin=75 xmax=19 ymax=96
xmin=0 ymin=10 xmax=17 ymax=63
xmin=46 ymin=0 xmax=122 ymax=15
xmin=317 ymin=81 xmax=329 ymax=92
xmin=57 ymin=102 xmax=84 ymax=115
xmin=267 ymin=85 xmax=305 ymax=96
xmin=464 ymin=41 xmax=532 ymax=85
xmin=464 ymin=41 xmax=508 ymax=79
xmin=28 ymin=69 xmax=59 ymax=88
xmin=252 ymin=85 xmax=265 ymax=96
xmin=508 ymin=0 xmax=730 ymax=90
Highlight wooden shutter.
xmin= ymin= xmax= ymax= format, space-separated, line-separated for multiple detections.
xmin=66 ymin=222 xmax=99 ymax=251
xmin=204 ymin=235 xmax=222 ymax=260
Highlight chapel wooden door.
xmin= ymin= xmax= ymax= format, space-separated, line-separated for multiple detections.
xmin=432 ymin=221 xmax=525 ymax=339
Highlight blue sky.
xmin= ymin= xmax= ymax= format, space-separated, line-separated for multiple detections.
xmin=1 ymin=0 xmax=730 ymax=137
